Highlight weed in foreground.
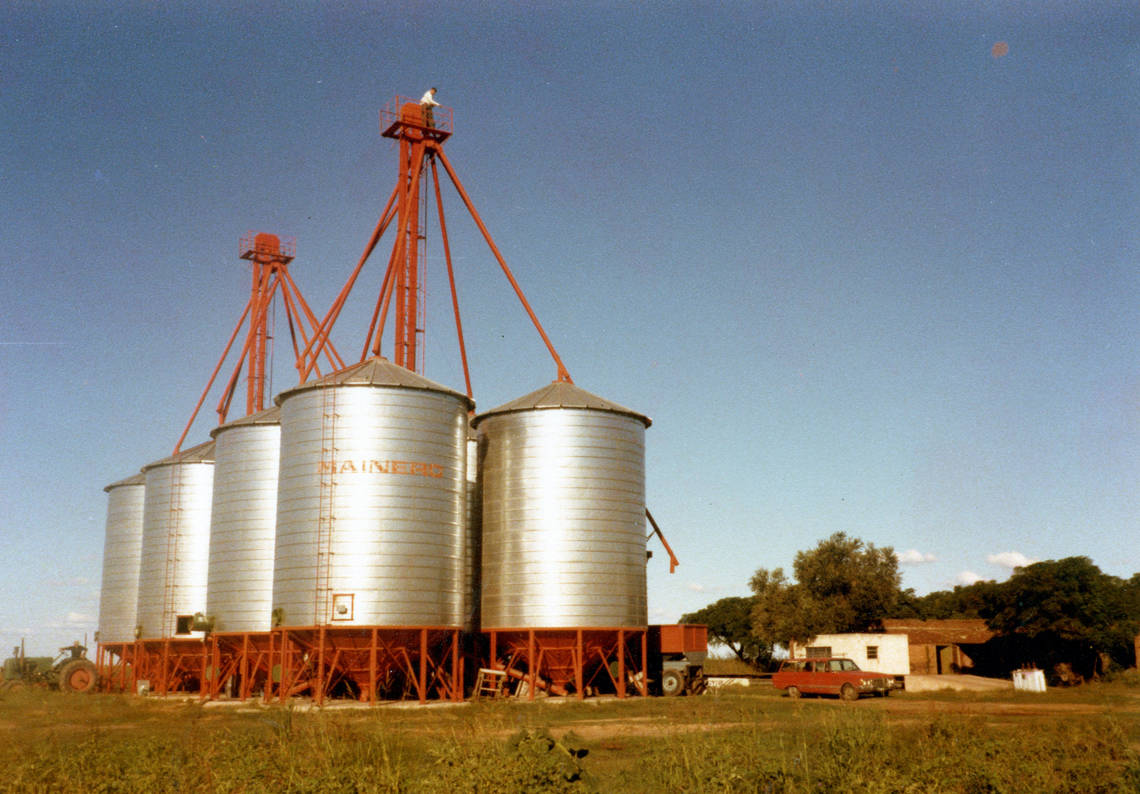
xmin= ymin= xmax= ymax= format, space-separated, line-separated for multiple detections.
xmin=425 ymin=728 xmax=593 ymax=793
xmin=624 ymin=710 xmax=1140 ymax=793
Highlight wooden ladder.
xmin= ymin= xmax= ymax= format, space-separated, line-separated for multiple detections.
xmin=473 ymin=668 xmax=507 ymax=699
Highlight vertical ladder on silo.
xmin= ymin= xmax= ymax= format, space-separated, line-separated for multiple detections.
xmin=162 ymin=465 xmax=182 ymax=638
xmin=314 ymin=387 xmax=337 ymax=624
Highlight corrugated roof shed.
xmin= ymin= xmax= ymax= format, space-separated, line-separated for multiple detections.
xmin=881 ymin=618 xmax=994 ymax=645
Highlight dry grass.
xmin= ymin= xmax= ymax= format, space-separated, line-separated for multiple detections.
xmin=2 ymin=678 xmax=1140 ymax=792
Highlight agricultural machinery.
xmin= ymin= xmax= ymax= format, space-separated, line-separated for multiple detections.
xmin=1 ymin=640 xmax=98 ymax=693
xmin=649 ymin=624 xmax=708 ymax=696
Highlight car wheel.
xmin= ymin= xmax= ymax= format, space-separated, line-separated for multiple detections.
xmin=661 ymin=670 xmax=684 ymax=697
xmin=839 ymin=683 xmax=857 ymax=701
xmin=786 ymin=685 xmax=801 ymax=699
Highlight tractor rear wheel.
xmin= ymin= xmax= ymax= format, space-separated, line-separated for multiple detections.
xmin=58 ymin=659 xmax=98 ymax=693
xmin=661 ymin=669 xmax=685 ymax=696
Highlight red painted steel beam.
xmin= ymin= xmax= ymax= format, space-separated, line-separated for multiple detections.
xmin=176 ymin=236 xmax=337 ymax=452
xmin=300 ymin=185 xmax=400 ymax=380
xmin=431 ymin=158 xmax=473 ymax=400
xmin=174 ymin=300 xmax=251 ymax=452
xmin=646 ymin=508 xmax=680 ymax=574
xmin=433 ymin=146 xmax=573 ymax=384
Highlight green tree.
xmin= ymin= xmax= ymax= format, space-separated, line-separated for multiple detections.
xmin=749 ymin=533 xmax=901 ymax=648
xmin=681 ymin=596 xmax=771 ymax=668
xmin=891 ymin=580 xmax=1000 ymax=620
xmin=981 ymin=556 xmax=1140 ymax=678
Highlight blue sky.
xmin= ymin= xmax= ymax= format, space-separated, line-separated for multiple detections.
xmin=2 ymin=1 xmax=1137 ymax=654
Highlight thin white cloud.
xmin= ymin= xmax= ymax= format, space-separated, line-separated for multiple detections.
xmin=955 ymin=570 xmax=982 ymax=586
xmin=686 ymin=582 xmax=706 ymax=592
xmin=48 ymin=577 xmax=90 ymax=588
xmin=65 ymin=612 xmax=93 ymax=624
xmin=987 ymin=551 xmax=1036 ymax=570
xmin=896 ymin=549 xmax=936 ymax=565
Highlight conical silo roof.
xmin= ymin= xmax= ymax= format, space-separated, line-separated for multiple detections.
xmin=140 ymin=439 xmax=217 ymax=472
xmin=210 ymin=405 xmax=282 ymax=437
xmin=275 ymin=356 xmax=473 ymax=410
xmin=103 ymin=471 xmax=146 ymax=492
xmin=472 ymin=381 xmax=651 ymax=428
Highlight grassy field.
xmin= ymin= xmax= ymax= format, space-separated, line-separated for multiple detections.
xmin=2 ymin=677 xmax=1140 ymax=793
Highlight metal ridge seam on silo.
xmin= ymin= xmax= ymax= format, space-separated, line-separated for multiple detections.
xmin=103 ymin=471 xmax=146 ymax=492
xmin=210 ymin=405 xmax=282 ymax=436
xmin=140 ymin=439 xmax=217 ymax=471
xmin=472 ymin=381 xmax=651 ymax=427
xmin=275 ymin=356 xmax=474 ymax=410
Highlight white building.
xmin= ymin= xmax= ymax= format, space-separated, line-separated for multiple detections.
xmin=788 ymin=633 xmax=910 ymax=676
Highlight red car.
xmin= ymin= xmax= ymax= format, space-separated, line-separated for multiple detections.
xmin=773 ymin=657 xmax=893 ymax=700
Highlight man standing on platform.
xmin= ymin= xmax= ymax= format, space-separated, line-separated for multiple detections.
xmin=420 ymin=87 xmax=440 ymax=127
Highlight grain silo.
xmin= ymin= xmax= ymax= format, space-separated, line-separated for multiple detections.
xmin=136 ymin=440 xmax=216 ymax=639
xmin=130 ymin=440 xmax=215 ymax=695
xmin=206 ymin=406 xmax=281 ymax=633
xmin=473 ymin=381 xmax=651 ymax=697
xmin=94 ymin=472 xmax=147 ymax=690
xmin=96 ymin=473 xmax=147 ymax=645
xmin=268 ymin=356 xmax=472 ymax=702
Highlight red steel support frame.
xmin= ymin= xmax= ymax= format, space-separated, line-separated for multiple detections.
xmin=484 ymin=628 xmax=648 ymax=700
xmin=97 ymin=641 xmax=138 ymax=693
xmin=262 ymin=626 xmax=463 ymax=704
xmin=173 ymin=233 xmax=342 ymax=453
xmin=121 ymin=638 xmax=207 ymax=696
xmin=299 ymin=97 xmax=571 ymax=388
xmin=202 ymin=632 xmax=275 ymax=701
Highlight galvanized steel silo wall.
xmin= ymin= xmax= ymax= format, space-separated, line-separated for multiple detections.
xmin=476 ymin=385 xmax=650 ymax=629
xmin=272 ymin=359 xmax=470 ymax=628
xmin=463 ymin=433 xmax=480 ymax=632
xmin=135 ymin=442 xmax=215 ymax=639
xmin=206 ymin=409 xmax=281 ymax=633
xmin=97 ymin=474 xmax=146 ymax=643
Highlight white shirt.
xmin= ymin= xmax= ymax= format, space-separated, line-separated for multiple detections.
xmin=420 ymin=90 xmax=440 ymax=107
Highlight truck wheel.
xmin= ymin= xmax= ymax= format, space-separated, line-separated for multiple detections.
xmin=839 ymin=683 xmax=857 ymax=702
xmin=661 ymin=670 xmax=684 ymax=697
xmin=786 ymin=685 xmax=801 ymax=699
xmin=58 ymin=659 xmax=97 ymax=693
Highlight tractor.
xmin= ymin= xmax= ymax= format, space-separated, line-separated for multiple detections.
xmin=1 ymin=640 xmax=98 ymax=693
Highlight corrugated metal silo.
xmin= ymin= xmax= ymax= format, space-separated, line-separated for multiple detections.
xmin=97 ymin=473 xmax=147 ymax=643
xmin=135 ymin=440 xmax=216 ymax=639
xmin=474 ymin=382 xmax=651 ymax=629
xmin=206 ymin=407 xmax=281 ymax=633
xmin=272 ymin=357 xmax=473 ymax=628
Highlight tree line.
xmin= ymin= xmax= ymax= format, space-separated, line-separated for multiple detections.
xmin=681 ymin=532 xmax=1140 ymax=681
